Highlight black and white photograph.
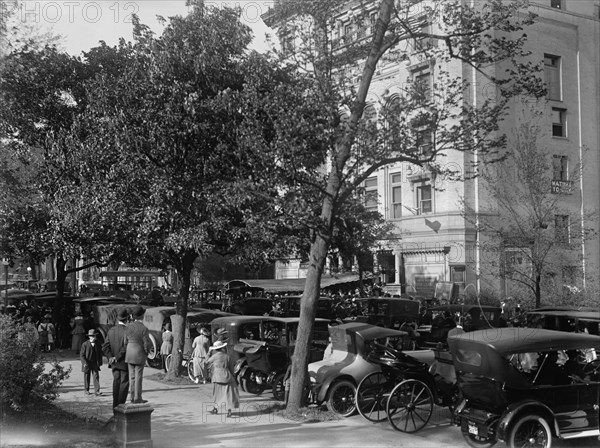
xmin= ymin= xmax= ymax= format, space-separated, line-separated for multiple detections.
xmin=1 ymin=1 xmax=599 ymax=447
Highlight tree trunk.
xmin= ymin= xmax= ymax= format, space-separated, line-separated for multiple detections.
xmin=165 ymin=250 xmax=196 ymax=379
xmin=287 ymin=233 xmax=329 ymax=411
xmin=535 ymin=273 xmax=541 ymax=308
xmin=286 ymin=0 xmax=394 ymax=412
xmin=53 ymin=256 xmax=67 ymax=321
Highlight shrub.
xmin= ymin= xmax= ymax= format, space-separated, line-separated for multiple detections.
xmin=0 ymin=314 xmax=71 ymax=411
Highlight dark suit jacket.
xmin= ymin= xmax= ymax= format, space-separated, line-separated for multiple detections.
xmin=124 ymin=320 xmax=152 ymax=365
xmin=103 ymin=323 xmax=128 ymax=371
xmin=80 ymin=339 xmax=103 ymax=372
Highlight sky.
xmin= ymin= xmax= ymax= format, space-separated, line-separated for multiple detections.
xmin=11 ymin=1 xmax=275 ymax=55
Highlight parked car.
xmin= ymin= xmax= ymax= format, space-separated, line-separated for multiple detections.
xmin=233 ymin=317 xmax=330 ymax=398
xmin=211 ymin=315 xmax=329 ymax=387
xmin=230 ymin=298 xmax=274 ymax=316
xmin=526 ymin=308 xmax=600 ymax=335
xmin=276 ymin=296 xmax=337 ymax=321
xmin=352 ymin=297 xmax=421 ymax=328
xmin=142 ymin=306 xmax=176 ymax=368
xmin=417 ymin=304 xmax=505 ymax=347
xmin=449 ymin=327 xmax=600 ymax=448
xmin=308 ymin=322 xmax=434 ymax=417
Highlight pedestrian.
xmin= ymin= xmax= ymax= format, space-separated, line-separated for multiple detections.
xmin=80 ymin=329 xmax=103 ymax=396
xmin=38 ymin=314 xmax=55 ymax=352
xmin=102 ymin=308 xmax=130 ymax=412
xmin=207 ymin=340 xmax=239 ymax=417
xmin=124 ymin=305 xmax=151 ymax=404
xmin=160 ymin=323 xmax=173 ymax=373
xmin=71 ymin=311 xmax=86 ymax=354
xmin=191 ymin=327 xmax=210 ymax=383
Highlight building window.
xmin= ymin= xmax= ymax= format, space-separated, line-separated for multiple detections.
xmin=550 ymin=0 xmax=564 ymax=9
xmin=416 ymin=129 xmax=433 ymax=156
xmin=552 ymin=108 xmax=566 ymax=137
xmin=390 ymin=173 xmax=402 ymax=219
xmin=554 ymin=215 xmax=570 ymax=243
xmin=416 ymin=184 xmax=432 ymax=214
xmin=281 ymin=33 xmax=295 ymax=56
xmin=364 ymin=177 xmax=378 ymax=212
xmin=552 ymin=155 xmax=568 ymax=181
xmin=544 ymin=54 xmax=561 ymax=100
xmin=413 ymin=71 xmax=431 ymax=99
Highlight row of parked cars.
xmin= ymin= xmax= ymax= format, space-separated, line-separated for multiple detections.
xmin=82 ymin=294 xmax=600 ymax=448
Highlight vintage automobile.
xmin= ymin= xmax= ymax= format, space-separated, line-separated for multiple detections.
xmin=230 ymin=298 xmax=274 ymax=316
xmin=275 ymin=296 xmax=337 ymax=321
xmin=142 ymin=306 xmax=176 ymax=368
xmin=448 ymin=327 xmax=600 ymax=448
xmin=352 ymin=297 xmax=421 ymax=329
xmin=417 ymin=304 xmax=505 ymax=347
xmin=526 ymin=308 xmax=600 ymax=335
xmin=308 ymin=322 xmax=434 ymax=417
xmin=232 ymin=317 xmax=330 ymax=399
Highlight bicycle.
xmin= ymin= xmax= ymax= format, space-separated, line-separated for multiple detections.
xmin=165 ymin=351 xmax=208 ymax=384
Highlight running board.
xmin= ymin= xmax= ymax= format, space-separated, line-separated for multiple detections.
xmin=560 ymin=429 xmax=600 ymax=439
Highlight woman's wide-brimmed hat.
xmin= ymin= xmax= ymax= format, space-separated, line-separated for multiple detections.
xmin=87 ymin=329 xmax=98 ymax=337
xmin=209 ymin=340 xmax=227 ymax=351
xmin=200 ymin=327 xmax=210 ymax=336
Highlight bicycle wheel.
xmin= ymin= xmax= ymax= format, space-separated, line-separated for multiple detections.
xmin=356 ymin=372 xmax=394 ymax=422
xmin=187 ymin=358 xmax=202 ymax=384
xmin=165 ymin=354 xmax=172 ymax=372
xmin=386 ymin=379 xmax=433 ymax=433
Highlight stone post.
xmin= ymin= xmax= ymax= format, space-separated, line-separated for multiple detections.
xmin=114 ymin=403 xmax=154 ymax=448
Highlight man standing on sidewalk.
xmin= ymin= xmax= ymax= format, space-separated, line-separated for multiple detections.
xmin=80 ymin=329 xmax=103 ymax=396
xmin=124 ymin=305 xmax=151 ymax=404
xmin=103 ymin=308 xmax=130 ymax=411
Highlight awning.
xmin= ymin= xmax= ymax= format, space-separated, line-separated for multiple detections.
xmin=224 ymin=273 xmax=369 ymax=293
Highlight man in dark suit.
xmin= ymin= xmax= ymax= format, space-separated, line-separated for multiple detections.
xmin=103 ymin=308 xmax=130 ymax=411
xmin=80 ymin=329 xmax=103 ymax=396
xmin=124 ymin=305 xmax=152 ymax=404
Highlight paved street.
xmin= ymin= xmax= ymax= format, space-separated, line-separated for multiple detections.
xmin=3 ymin=350 xmax=598 ymax=448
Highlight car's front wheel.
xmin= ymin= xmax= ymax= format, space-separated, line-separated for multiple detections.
xmin=507 ymin=414 xmax=552 ymax=448
xmin=326 ymin=380 xmax=356 ymax=417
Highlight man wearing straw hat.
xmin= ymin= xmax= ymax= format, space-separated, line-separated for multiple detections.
xmin=80 ymin=329 xmax=103 ymax=396
xmin=207 ymin=340 xmax=239 ymax=417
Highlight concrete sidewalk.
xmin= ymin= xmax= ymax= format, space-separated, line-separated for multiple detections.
xmin=48 ymin=350 xmax=466 ymax=448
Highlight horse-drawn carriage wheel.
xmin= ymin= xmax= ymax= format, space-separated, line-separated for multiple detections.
xmin=326 ymin=380 xmax=356 ymax=417
xmin=386 ymin=379 xmax=433 ymax=433
xmin=272 ymin=373 xmax=286 ymax=401
xmin=356 ymin=372 xmax=394 ymax=422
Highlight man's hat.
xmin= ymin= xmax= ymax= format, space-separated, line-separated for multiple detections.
xmin=131 ymin=305 xmax=145 ymax=320
xmin=87 ymin=329 xmax=98 ymax=337
xmin=117 ymin=308 xmax=129 ymax=321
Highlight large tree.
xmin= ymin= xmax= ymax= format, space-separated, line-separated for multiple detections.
xmin=233 ymin=0 xmax=545 ymax=411
xmin=71 ymin=5 xmax=301 ymax=377
xmin=0 ymin=44 xmax=136 ymax=309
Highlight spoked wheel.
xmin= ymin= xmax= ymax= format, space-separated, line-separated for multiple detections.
xmin=164 ymin=354 xmax=172 ymax=372
xmin=326 ymin=380 xmax=357 ymax=417
xmin=507 ymin=414 xmax=552 ymax=448
xmin=356 ymin=372 xmax=395 ymax=422
xmin=187 ymin=359 xmax=203 ymax=384
xmin=272 ymin=373 xmax=286 ymax=401
xmin=386 ymin=379 xmax=433 ymax=433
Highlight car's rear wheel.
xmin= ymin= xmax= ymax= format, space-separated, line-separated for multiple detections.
xmin=241 ymin=370 xmax=266 ymax=395
xmin=146 ymin=334 xmax=162 ymax=368
xmin=326 ymin=380 xmax=356 ymax=417
xmin=507 ymin=414 xmax=552 ymax=448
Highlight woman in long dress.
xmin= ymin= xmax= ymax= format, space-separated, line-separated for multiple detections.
xmin=191 ymin=327 xmax=211 ymax=383
xmin=71 ymin=312 xmax=86 ymax=354
xmin=207 ymin=340 xmax=239 ymax=417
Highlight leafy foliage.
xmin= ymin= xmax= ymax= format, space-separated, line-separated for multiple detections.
xmin=0 ymin=314 xmax=71 ymax=411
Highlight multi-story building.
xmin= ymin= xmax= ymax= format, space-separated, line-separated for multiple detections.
xmin=265 ymin=0 xmax=600 ymax=303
